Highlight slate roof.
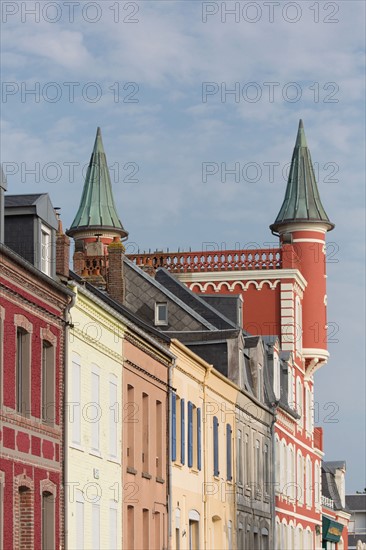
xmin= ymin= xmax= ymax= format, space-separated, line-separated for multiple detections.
xmin=5 ymin=193 xmax=46 ymax=207
xmin=155 ymin=268 xmax=238 ymax=330
xmin=346 ymin=494 xmax=366 ymax=511
xmin=322 ymin=461 xmax=349 ymax=512
xmin=67 ymin=128 xmax=128 ymax=239
xmin=270 ymin=120 xmax=334 ymax=232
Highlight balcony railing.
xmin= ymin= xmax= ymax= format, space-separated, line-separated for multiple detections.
xmin=128 ymin=248 xmax=283 ymax=274
xmin=322 ymin=495 xmax=334 ymax=509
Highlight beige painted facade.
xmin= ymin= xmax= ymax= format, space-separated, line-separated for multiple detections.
xmin=65 ymin=283 xmax=125 ymax=550
xmin=169 ymin=340 xmax=237 ymax=550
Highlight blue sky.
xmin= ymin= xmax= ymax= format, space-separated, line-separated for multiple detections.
xmin=1 ymin=1 xmax=365 ymax=491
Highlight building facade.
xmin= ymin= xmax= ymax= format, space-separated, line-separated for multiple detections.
xmin=0 ymin=207 xmax=73 ymax=550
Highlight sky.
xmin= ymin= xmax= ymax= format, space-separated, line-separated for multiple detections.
xmin=1 ymin=0 xmax=365 ymax=492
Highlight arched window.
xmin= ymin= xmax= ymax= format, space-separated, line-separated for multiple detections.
xmin=273 ymin=352 xmax=281 ymax=399
xmin=287 ymin=445 xmax=295 ymax=500
xmin=306 ymin=456 xmax=312 ymax=507
xmin=296 ymin=378 xmax=303 ymax=427
xmin=314 ymin=461 xmax=321 ymax=510
xmin=275 ymin=436 xmax=280 ymax=493
xmin=297 ymin=451 xmax=304 ymax=503
xmin=280 ymin=440 xmax=287 ymax=494
xmin=288 ymin=366 xmax=294 ymax=407
xmin=295 ymin=296 xmax=303 ymax=351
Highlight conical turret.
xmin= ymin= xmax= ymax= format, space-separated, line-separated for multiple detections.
xmin=270 ymin=120 xmax=334 ymax=233
xmin=67 ymin=127 xmax=128 ymax=240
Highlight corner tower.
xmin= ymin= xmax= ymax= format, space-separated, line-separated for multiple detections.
xmin=67 ymin=128 xmax=127 ymax=297
xmin=270 ymin=119 xmax=334 ymax=375
xmin=67 ymin=127 xmax=128 ymax=248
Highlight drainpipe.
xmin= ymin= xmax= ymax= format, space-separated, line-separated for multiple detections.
xmin=64 ymin=283 xmax=76 ymax=550
xmin=270 ymin=406 xmax=278 ymax=550
xmin=203 ymin=364 xmax=212 ymax=550
xmin=168 ymin=357 xmax=176 ymax=550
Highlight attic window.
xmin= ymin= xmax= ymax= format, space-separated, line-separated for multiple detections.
xmin=41 ymin=224 xmax=51 ymax=276
xmin=155 ymin=302 xmax=168 ymax=326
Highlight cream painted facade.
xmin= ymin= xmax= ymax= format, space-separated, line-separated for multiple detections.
xmin=65 ymin=282 xmax=125 ymax=550
xmin=170 ymin=340 xmax=237 ymax=550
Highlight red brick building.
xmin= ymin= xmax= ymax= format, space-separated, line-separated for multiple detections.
xmin=0 ymin=194 xmax=73 ymax=550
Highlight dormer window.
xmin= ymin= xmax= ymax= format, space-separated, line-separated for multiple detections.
xmin=273 ymin=352 xmax=281 ymax=400
xmin=155 ymin=302 xmax=168 ymax=326
xmin=41 ymin=225 xmax=51 ymax=276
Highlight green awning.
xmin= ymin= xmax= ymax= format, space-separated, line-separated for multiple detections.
xmin=322 ymin=516 xmax=344 ymax=542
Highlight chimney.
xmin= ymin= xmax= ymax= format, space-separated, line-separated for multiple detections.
xmin=107 ymin=236 xmax=125 ymax=303
xmin=55 ymin=210 xmax=70 ymax=281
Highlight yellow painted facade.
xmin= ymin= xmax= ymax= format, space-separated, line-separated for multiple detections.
xmin=170 ymin=339 xmax=237 ymax=550
xmin=65 ymin=283 xmax=125 ymax=550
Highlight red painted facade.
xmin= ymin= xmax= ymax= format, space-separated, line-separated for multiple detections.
xmin=0 ymin=246 xmax=72 ymax=550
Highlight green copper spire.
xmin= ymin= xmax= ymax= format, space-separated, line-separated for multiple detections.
xmin=67 ymin=127 xmax=128 ymax=239
xmin=270 ymin=120 xmax=334 ymax=232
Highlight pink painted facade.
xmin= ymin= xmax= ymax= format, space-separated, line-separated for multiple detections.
xmin=122 ymin=333 xmax=172 ymax=550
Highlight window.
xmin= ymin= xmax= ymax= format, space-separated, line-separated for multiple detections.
xmin=305 ymin=385 xmax=313 ymax=435
xmin=188 ymin=401 xmax=193 ymax=468
xmin=109 ymin=375 xmax=118 ymax=458
xmin=238 ymin=430 xmax=243 ymax=485
xmin=213 ymin=416 xmax=219 ymax=476
xmin=264 ymin=443 xmax=269 ymax=491
xmin=280 ymin=440 xmax=286 ymax=494
xmin=181 ymin=398 xmax=185 ymax=465
xmin=92 ymin=503 xmax=100 ymax=550
xmin=273 ymin=352 xmax=281 ymax=399
xmin=42 ymin=341 xmax=55 ymax=425
xmin=288 ymin=366 xmax=294 ymax=407
xmin=306 ymin=456 xmax=312 ymax=507
xmin=296 ymin=378 xmax=303 ymax=427
xmin=156 ymin=400 xmax=163 ymax=477
xmin=42 ymin=491 xmax=55 ymax=550
xmin=295 ymin=296 xmax=303 ymax=351
xmin=19 ymin=486 xmax=33 ymax=549
xmin=256 ymin=439 xmax=261 ymax=489
xmin=175 ymin=508 xmax=181 ymax=550
xmin=245 ymin=433 xmax=251 ymax=485
xmin=257 ymin=367 xmax=263 ymax=401
xmin=41 ymin=225 xmax=51 ymax=276
xmin=155 ymin=510 xmax=161 ymax=550
xmin=143 ymin=509 xmax=149 ymax=549
xmin=189 ymin=510 xmax=200 ymax=550
xmin=91 ymin=368 xmax=100 ymax=452
xmin=127 ymin=384 xmax=135 ymax=468
xmin=0 ymin=307 xmax=4 ymax=408
xmin=228 ymin=520 xmax=232 ymax=550
xmin=72 ymin=356 xmax=81 ymax=445
xmin=75 ymin=490 xmax=84 ymax=550
xmin=197 ymin=408 xmax=202 ymax=471
xmin=109 ymin=501 xmax=118 ymax=550
xmin=155 ymin=302 xmax=168 ymax=326
xmin=287 ymin=446 xmax=295 ymax=500
xmin=297 ymin=451 xmax=304 ymax=504
xmin=142 ymin=393 xmax=149 ymax=471
xmin=275 ymin=436 xmax=280 ymax=493
xmin=171 ymin=393 xmax=177 ymax=461
xmin=187 ymin=402 xmax=199 ymax=470
xmin=127 ymin=506 xmax=134 ymax=550
xmin=226 ymin=424 xmax=232 ymax=481
xmin=16 ymin=327 xmax=30 ymax=415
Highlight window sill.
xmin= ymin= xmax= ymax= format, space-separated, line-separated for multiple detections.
xmin=89 ymin=449 xmax=102 ymax=459
xmin=70 ymin=443 xmax=84 ymax=453
xmin=126 ymin=467 xmax=137 ymax=475
xmin=142 ymin=472 xmax=152 ymax=480
xmin=107 ymin=456 xmax=121 ymax=465
xmin=156 ymin=477 xmax=165 ymax=484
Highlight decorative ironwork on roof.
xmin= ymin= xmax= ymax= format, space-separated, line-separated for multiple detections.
xmin=270 ymin=120 xmax=334 ymax=232
xmin=67 ymin=127 xmax=128 ymax=239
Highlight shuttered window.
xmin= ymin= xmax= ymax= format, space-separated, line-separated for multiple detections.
xmin=226 ymin=424 xmax=232 ymax=481
xmin=197 ymin=408 xmax=202 ymax=471
xmin=171 ymin=393 xmax=177 ymax=461
xmin=213 ymin=416 xmax=219 ymax=476
xmin=180 ymin=399 xmax=185 ymax=465
xmin=188 ymin=401 xmax=193 ymax=467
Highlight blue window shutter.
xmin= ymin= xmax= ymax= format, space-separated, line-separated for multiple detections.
xmin=181 ymin=399 xmax=185 ymax=465
xmin=197 ymin=408 xmax=202 ymax=471
xmin=171 ymin=393 xmax=176 ymax=461
xmin=226 ymin=424 xmax=232 ymax=481
xmin=213 ymin=416 xmax=219 ymax=476
xmin=188 ymin=402 xmax=193 ymax=467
